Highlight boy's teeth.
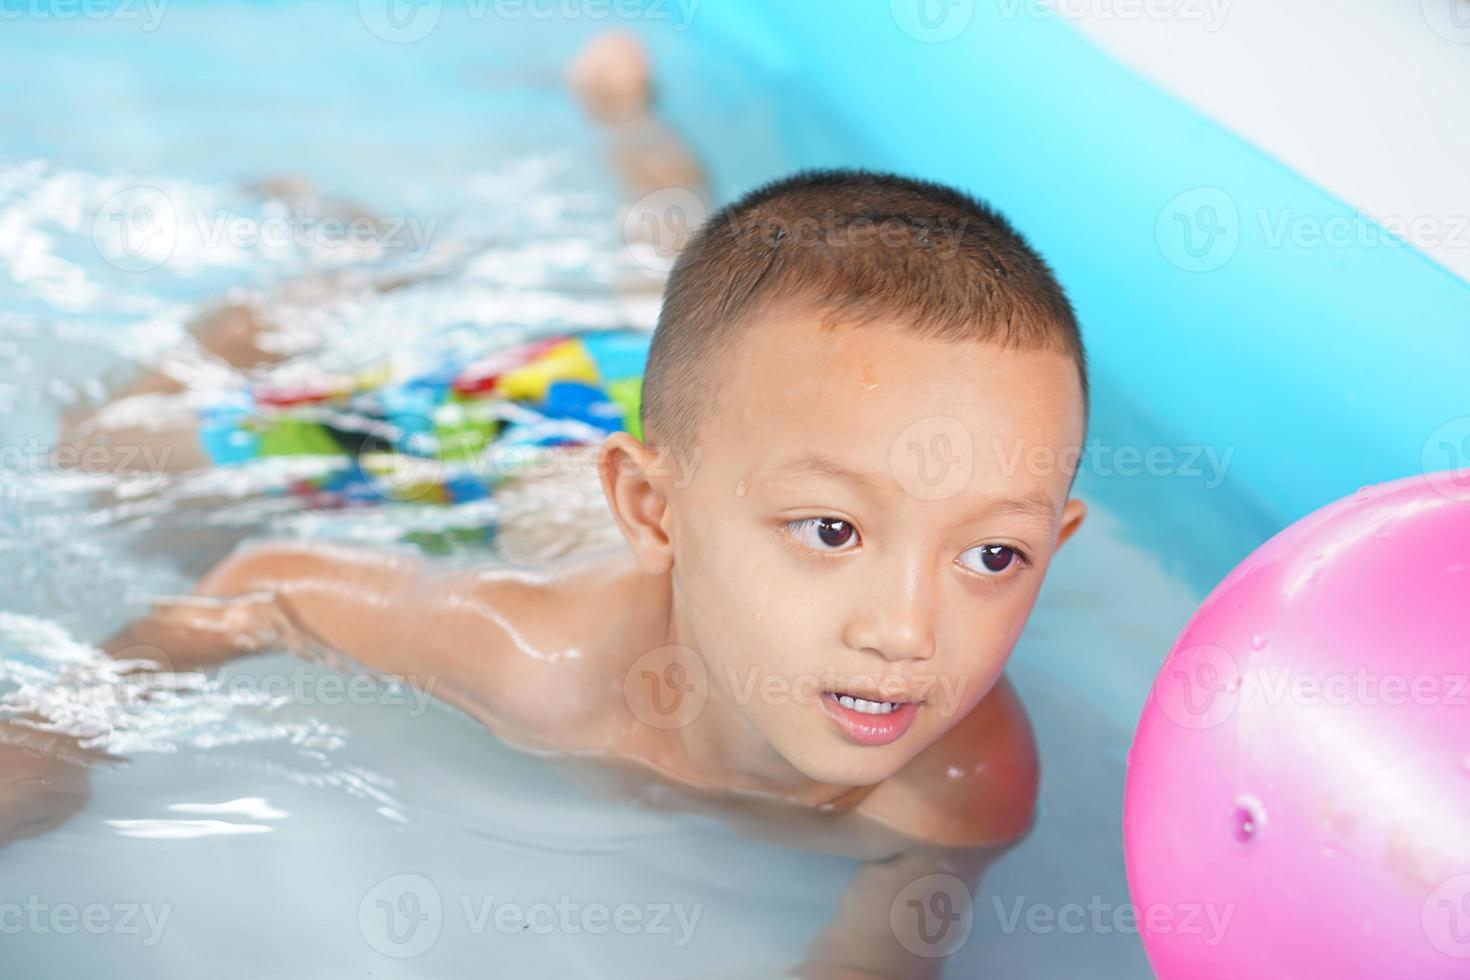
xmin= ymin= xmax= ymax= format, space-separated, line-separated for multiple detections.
xmin=835 ymin=693 xmax=900 ymax=715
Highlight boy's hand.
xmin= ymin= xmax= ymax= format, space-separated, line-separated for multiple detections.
xmin=0 ymin=719 xmax=103 ymax=849
xmin=102 ymin=592 xmax=292 ymax=671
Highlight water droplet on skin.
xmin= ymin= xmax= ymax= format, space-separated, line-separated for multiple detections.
xmin=1231 ymin=795 xmax=1266 ymax=844
xmin=734 ymin=480 xmax=747 ymax=497
xmin=1251 ymin=635 xmax=1267 ymax=651
xmin=946 ymin=766 xmax=963 ymax=780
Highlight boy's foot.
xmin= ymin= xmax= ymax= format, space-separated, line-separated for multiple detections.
xmin=566 ymin=31 xmax=654 ymax=123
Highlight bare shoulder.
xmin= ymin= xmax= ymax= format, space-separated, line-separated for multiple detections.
xmin=856 ymin=675 xmax=1040 ymax=850
xmin=446 ymin=549 xmax=663 ymax=749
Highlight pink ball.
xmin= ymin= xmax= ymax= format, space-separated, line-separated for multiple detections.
xmin=1124 ymin=471 xmax=1470 ymax=979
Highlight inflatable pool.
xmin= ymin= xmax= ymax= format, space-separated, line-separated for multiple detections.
xmin=655 ymin=3 xmax=1470 ymax=526
xmin=0 ymin=3 xmax=1465 ymax=978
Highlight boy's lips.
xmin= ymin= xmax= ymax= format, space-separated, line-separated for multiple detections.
xmin=823 ymin=682 xmax=927 ymax=705
xmin=819 ymin=691 xmax=920 ymax=747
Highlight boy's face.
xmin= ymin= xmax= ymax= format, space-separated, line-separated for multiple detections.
xmin=659 ymin=304 xmax=1087 ymax=787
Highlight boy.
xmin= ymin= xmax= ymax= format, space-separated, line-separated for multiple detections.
xmin=106 ymin=170 xmax=1089 ymax=978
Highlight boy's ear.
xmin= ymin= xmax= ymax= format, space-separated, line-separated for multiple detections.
xmin=1055 ymin=498 xmax=1087 ymax=551
xmin=597 ymin=431 xmax=674 ymax=575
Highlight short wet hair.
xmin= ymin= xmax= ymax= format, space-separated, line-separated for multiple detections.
xmin=640 ymin=168 xmax=1087 ymax=452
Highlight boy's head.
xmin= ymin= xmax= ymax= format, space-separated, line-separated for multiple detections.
xmin=602 ymin=169 xmax=1088 ymax=787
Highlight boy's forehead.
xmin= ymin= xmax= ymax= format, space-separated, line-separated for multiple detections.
xmin=705 ymin=307 xmax=1085 ymax=498
xmin=718 ymin=308 xmax=1081 ymax=439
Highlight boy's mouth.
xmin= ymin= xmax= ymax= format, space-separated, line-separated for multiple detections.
xmin=819 ymin=690 xmax=920 ymax=746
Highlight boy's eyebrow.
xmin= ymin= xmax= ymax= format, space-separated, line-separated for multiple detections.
xmin=959 ymin=494 xmax=1059 ymax=529
xmin=762 ymin=451 xmax=1060 ymax=527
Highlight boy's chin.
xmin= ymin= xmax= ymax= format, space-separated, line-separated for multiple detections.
xmin=774 ymin=730 xmax=917 ymax=788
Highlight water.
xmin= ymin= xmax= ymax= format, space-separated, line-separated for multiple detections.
xmin=0 ymin=4 xmax=1277 ymax=976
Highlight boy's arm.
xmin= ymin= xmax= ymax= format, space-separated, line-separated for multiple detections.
xmin=103 ymin=541 xmax=577 ymax=740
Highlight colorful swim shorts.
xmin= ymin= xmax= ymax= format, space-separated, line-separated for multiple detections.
xmin=198 ymin=327 xmax=651 ymax=510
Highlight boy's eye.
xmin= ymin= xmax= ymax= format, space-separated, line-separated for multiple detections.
xmin=786 ymin=517 xmax=859 ymax=552
xmin=959 ymin=544 xmax=1022 ymax=576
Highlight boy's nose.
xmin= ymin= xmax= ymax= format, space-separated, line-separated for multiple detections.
xmin=842 ymin=560 xmax=939 ymax=663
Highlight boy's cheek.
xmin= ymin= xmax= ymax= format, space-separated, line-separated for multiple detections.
xmin=930 ymin=635 xmax=1015 ymax=720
